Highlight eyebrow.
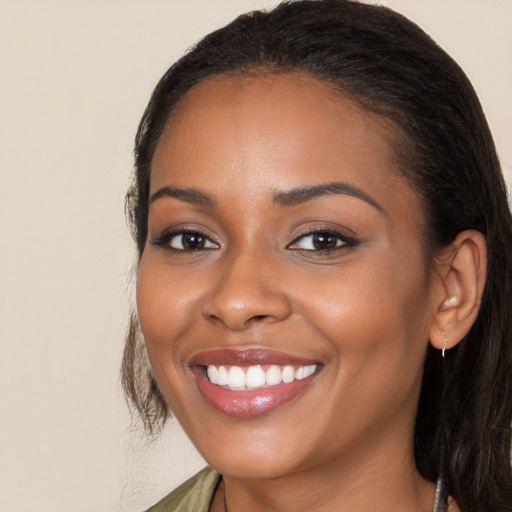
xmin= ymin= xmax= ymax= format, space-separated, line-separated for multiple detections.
xmin=150 ymin=186 xmax=216 ymax=208
xmin=273 ymin=181 xmax=384 ymax=212
xmin=149 ymin=181 xmax=383 ymax=212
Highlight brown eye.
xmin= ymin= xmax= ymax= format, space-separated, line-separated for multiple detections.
xmin=288 ymin=229 xmax=355 ymax=252
xmin=164 ymin=230 xmax=219 ymax=251
xmin=311 ymin=233 xmax=339 ymax=250
xmin=177 ymin=233 xmax=206 ymax=250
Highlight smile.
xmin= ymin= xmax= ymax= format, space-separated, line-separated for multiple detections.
xmin=190 ymin=349 xmax=321 ymax=417
xmin=206 ymin=364 xmax=318 ymax=390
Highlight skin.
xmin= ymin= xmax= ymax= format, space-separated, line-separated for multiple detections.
xmin=136 ymin=73 xmax=471 ymax=511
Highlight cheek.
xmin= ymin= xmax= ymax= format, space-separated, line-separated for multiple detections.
xmin=136 ymin=255 xmax=191 ymax=366
xmin=293 ymin=248 xmax=432 ymax=379
xmin=135 ymin=256 xmax=196 ymax=412
xmin=301 ymin=257 xmax=432 ymax=438
xmin=136 ymin=251 xmax=202 ymax=334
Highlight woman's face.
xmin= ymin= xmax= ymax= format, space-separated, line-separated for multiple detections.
xmin=137 ymin=74 xmax=440 ymax=479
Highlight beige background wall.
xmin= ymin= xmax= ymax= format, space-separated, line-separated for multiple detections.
xmin=0 ymin=1 xmax=510 ymax=511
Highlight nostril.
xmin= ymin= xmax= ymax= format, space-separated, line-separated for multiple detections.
xmin=207 ymin=313 xmax=272 ymax=328
xmin=251 ymin=315 xmax=270 ymax=322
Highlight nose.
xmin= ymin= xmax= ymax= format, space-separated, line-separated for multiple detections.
xmin=202 ymin=250 xmax=292 ymax=331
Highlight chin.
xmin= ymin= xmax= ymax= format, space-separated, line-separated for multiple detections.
xmin=185 ymin=416 xmax=315 ymax=480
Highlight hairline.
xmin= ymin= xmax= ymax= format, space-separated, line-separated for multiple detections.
xmin=147 ymin=66 xmax=438 ymax=267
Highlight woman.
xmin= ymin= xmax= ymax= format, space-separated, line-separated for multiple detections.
xmin=122 ymin=1 xmax=512 ymax=510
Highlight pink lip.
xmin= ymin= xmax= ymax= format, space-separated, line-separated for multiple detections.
xmin=189 ymin=348 xmax=318 ymax=367
xmin=189 ymin=349 xmax=320 ymax=418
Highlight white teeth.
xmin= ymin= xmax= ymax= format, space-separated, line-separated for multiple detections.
xmin=265 ymin=365 xmax=282 ymax=386
xmin=205 ymin=363 xmax=318 ymax=390
xmin=227 ymin=366 xmax=246 ymax=389
xmin=207 ymin=365 xmax=218 ymax=384
xmin=282 ymin=365 xmax=295 ymax=383
xmin=246 ymin=366 xmax=266 ymax=388
xmin=303 ymin=364 xmax=316 ymax=378
xmin=217 ymin=366 xmax=229 ymax=386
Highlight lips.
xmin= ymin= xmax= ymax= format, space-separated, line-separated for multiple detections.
xmin=189 ymin=349 xmax=321 ymax=418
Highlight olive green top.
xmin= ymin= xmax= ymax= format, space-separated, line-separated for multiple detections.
xmin=145 ymin=467 xmax=221 ymax=512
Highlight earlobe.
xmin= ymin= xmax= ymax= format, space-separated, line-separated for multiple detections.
xmin=429 ymin=230 xmax=487 ymax=351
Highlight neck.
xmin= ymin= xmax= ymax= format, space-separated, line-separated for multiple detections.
xmin=212 ymin=436 xmax=436 ymax=512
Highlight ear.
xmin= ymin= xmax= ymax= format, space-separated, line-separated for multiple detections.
xmin=429 ymin=230 xmax=487 ymax=351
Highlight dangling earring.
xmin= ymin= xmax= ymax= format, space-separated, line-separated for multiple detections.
xmin=441 ymin=331 xmax=448 ymax=371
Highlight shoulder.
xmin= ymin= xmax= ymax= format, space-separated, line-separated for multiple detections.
xmin=144 ymin=466 xmax=221 ymax=512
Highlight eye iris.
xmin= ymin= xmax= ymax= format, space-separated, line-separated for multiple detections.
xmin=182 ymin=233 xmax=205 ymax=250
xmin=312 ymin=232 xmax=338 ymax=250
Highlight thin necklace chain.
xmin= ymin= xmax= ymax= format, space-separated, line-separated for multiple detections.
xmin=432 ymin=475 xmax=444 ymax=512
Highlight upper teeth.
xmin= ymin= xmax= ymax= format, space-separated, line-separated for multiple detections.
xmin=206 ymin=364 xmax=317 ymax=390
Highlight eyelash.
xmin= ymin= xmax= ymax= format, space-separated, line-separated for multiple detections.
xmin=287 ymin=227 xmax=358 ymax=254
xmin=152 ymin=227 xmax=358 ymax=254
xmin=152 ymin=229 xmax=219 ymax=252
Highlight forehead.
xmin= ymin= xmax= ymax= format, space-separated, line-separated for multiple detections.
xmin=151 ymin=72 xmax=417 ymax=218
